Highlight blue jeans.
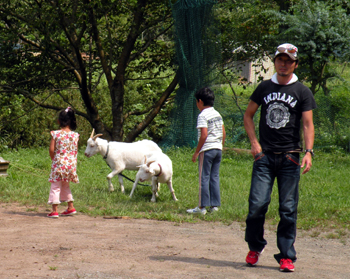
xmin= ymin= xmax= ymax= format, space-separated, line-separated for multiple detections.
xmin=245 ymin=152 xmax=300 ymax=263
xmin=198 ymin=149 xmax=222 ymax=207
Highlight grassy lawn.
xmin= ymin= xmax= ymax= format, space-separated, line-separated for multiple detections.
xmin=0 ymin=146 xmax=349 ymax=238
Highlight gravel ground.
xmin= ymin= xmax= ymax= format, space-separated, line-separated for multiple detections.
xmin=0 ymin=203 xmax=349 ymax=279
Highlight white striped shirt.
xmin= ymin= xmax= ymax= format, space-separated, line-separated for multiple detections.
xmin=197 ymin=107 xmax=224 ymax=153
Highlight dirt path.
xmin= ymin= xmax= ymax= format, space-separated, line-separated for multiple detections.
xmin=0 ymin=203 xmax=348 ymax=279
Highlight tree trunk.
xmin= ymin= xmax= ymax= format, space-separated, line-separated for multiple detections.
xmin=124 ymin=72 xmax=179 ymax=142
xmin=110 ymin=0 xmax=147 ymax=141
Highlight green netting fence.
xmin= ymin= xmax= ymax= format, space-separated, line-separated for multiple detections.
xmin=161 ymin=0 xmax=220 ymax=148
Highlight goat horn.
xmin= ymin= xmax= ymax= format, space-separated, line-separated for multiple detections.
xmin=147 ymin=161 xmax=155 ymax=167
xmin=92 ymin=134 xmax=103 ymax=141
xmin=144 ymin=155 xmax=147 ymax=164
xmin=90 ymin=129 xmax=95 ymax=138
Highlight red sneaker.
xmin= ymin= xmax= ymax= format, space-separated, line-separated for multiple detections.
xmin=246 ymin=250 xmax=263 ymax=266
xmin=61 ymin=208 xmax=77 ymax=216
xmin=279 ymin=258 xmax=295 ymax=272
xmin=47 ymin=212 xmax=59 ymax=218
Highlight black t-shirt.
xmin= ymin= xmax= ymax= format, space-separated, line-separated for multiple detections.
xmin=250 ymin=79 xmax=317 ymax=152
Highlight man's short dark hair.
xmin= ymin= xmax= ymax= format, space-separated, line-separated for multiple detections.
xmin=195 ymin=87 xmax=215 ymax=106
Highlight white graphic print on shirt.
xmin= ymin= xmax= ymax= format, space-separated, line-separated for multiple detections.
xmin=266 ymin=102 xmax=290 ymax=129
xmin=264 ymin=91 xmax=297 ymax=130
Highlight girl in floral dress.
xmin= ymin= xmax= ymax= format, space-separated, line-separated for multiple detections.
xmin=47 ymin=107 xmax=79 ymax=218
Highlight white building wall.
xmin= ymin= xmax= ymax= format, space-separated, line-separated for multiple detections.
xmin=231 ymin=56 xmax=275 ymax=83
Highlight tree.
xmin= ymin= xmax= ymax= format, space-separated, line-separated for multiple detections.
xmin=271 ymin=0 xmax=350 ymax=94
xmin=218 ymin=0 xmax=350 ymax=96
xmin=0 ymin=0 xmax=178 ymax=142
xmin=217 ymin=0 xmax=279 ymax=65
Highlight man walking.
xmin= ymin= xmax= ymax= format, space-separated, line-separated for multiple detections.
xmin=243 ymin=43 xmax=316 ymax=272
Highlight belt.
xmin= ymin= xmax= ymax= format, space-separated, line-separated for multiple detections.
xmin=263 ymin=150 xmax=302 ymax=155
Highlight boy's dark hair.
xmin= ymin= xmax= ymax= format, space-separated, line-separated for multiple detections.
xmin=195 ymin=87 xmax=215 ymax=106
xmin=58 ymin=107 xmax=77 ymax=130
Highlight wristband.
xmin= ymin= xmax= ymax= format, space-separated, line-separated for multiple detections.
xmin=305 ymin=149 xmax=314 ymax=157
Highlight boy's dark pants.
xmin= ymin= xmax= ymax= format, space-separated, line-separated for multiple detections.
xmin=198 ymin=149 xmax=222 ymax=207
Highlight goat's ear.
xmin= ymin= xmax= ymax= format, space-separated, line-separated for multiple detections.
xmin=92 ymin=134 xmax=103 ymax=141
xmin=90 ymin=129 xmax=95 ymax=138
xmin=146 ymin=161 xmax=155 ymax=167
xmin=136 ymin=164 xmax=142 ymax=168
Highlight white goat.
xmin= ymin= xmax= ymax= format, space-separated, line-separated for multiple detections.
xmin=130 ymin=152 xmax=178 ymax=202
xmin=84 ymin=129 xmax=162 ymax=193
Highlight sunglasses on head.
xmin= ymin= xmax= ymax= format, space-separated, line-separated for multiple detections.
xmin=277 ymin=46 xmax=298 ymax=54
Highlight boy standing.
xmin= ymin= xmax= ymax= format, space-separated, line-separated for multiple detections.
xmin=187 ymin=87 xmax=226 ymax=215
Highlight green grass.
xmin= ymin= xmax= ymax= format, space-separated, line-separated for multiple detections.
xmin=0 ymin=147 xmax=349 ymax=235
